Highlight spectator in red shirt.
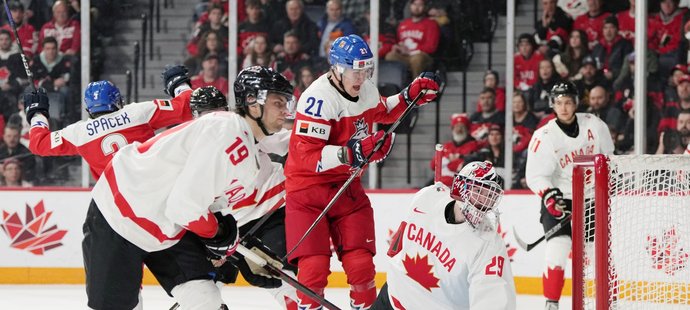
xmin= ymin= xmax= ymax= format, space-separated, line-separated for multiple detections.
xmin=616 ymin=0 xmax=635 ymax=43
xmin=430 ymin=113 xmax=484 ymax=186
xmin=384 ymin=0 xmax=440 ymax=77
xmin=535 ymin=0 xmax=573 ymax=57
xmin=476 ymin=70 xmax=506 ymax=112
xmin=470 ymin=88 xmax=505 ymax=142
xmin=238 ymin=0 xmax=270 ymax=57
xmin=514 ymin=33 xmax=545 ymax=91
xmin=191 ymin=54 xmax=229 ymax=96
xmin=38 ymin=0 xmax=80 ymax=56
xmin=187 ymin=4 xmax=229 ymax=57
xmin=649 ymin=0 xmax=689 ymax=80
xmin=184 ymin=30 xmax=228 ymax=77
xmin=573 ymin=0 xmax=610 ymax=50
xmin=1 ymin=1 xmax=37 ymax=59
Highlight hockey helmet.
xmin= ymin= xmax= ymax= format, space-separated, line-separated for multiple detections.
xmin=450 ymin=161 xmax=504 ymax=228
xmin=234 ymin=66 xmax=294 ymax=116
xmin=328 ymin=34 xmax=374 ymax=80
xmin=84 ymin=81 xmax=123 ymax=115
xmin=190 ymin=86 xmax=228 ymax=118
xmin=549 ymin=81 xmax=579 ymax=107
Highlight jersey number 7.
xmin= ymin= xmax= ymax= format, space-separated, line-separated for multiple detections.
xmin=485 ymin=256 xmax=505 ymax=277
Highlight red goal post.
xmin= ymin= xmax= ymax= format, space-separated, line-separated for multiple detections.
xmin=572 ymin=154 xmax=690 ymax=310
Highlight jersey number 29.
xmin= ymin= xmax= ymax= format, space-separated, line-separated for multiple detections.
xmin=485 ymin=256 xmax=505 ymax=277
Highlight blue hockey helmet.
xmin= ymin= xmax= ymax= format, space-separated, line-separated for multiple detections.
xmin=328 ymin=34 xmax=374 ymax=78
xmin=84 ymin=81 xmax=123 ymax=115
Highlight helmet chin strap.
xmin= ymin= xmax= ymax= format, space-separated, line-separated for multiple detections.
xmin=247 ymin=104 xmax=272 ymax=136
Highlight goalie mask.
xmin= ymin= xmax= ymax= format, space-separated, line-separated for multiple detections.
xmin=450 ymin=161 xmax=504 ymax=229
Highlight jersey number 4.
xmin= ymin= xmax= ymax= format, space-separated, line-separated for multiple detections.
xmin=485 ymin=256 xmax=505 ymax=277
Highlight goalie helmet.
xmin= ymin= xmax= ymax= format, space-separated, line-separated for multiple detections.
xmin=84 ymin=81 xmax=123 ymax=116
xmin=450 ymin=161 xmax=504 ymax=228
xmin=233 ymin=65 xmax=294 ymax=116
xmin=549 ymin=81 xmax=579 ymax=107
xmin=190 ymin=86 xmax=228 ymax=118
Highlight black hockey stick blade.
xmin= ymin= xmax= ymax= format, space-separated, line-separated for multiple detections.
xmin=237 ymin=245 xmax=341 ymax=310
xmin=513 ymin=213 xmax=572 ymax=252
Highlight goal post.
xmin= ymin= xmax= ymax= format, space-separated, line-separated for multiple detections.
xmin=572 ymin=154 xmax=690 ymax=310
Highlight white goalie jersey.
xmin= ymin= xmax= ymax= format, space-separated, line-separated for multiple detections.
xmin=526 ymin=113 xmax=614 ymax=199
xmin=385 ymin=185 xmax=516 ymax=310
xmin=210 ymin=129 xmax=290 ymax=226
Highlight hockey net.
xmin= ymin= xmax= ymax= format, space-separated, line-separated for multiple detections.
xmin=572 ymin=155 xmax=690 ymax=310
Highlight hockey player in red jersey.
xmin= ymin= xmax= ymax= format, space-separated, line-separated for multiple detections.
xmin=25 ymin=66 xmax=194 ymax=179
xmin=284 ymin=34 xmax=440 ymax=309
xmin=25 ymin=65 xmax=294 ymax=310
xmin=373 ymin=161 xmax=516 ymax=310
xmin=526 ymin=81 xmax=614 ymax=309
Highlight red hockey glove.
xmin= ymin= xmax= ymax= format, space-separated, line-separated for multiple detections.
xmin=199 ymin=213 xmax=239 ymax=259
xmin=542 ymin=188 xmax=568 ymax=220
xmin=402 ymin=72 xmax=441 ymax=107
xmin=345 ymin=130 xmax=396 ymax=168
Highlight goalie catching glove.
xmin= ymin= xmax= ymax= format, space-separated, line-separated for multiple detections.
xmin=542 ymin=188 xmax=569 ymax=220
xmin=342 ymin=130 xmax=395 ymax=168
xmin=198 ymin=212 xmax=240 ymax=259
xmin=226 ymin=237 xmax=284 ymax=288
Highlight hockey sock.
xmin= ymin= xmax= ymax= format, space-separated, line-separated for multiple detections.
xmin=171 ymin=279 xmax=224 ymax=310
xmin=543 ymin=267 xmax=565 ymax=301
xmin=341 ymin=249 xmax=376 ymax=310
xmin=296 ymin=255 xmax=331 ymax=310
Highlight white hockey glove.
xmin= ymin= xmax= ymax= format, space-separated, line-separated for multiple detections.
xmin=542 ymin=188 xmax=569 ymax=220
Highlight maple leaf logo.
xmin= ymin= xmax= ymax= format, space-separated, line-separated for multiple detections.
xmin=497 ymin=224 xmax=517 ymax=261
xmin=0 ymin=200 xmax=67 ymax=255
xmin=402 ymin=253 xmax=440 ymax=292
xmin=645 ymin=226 xmax=689 ymax=276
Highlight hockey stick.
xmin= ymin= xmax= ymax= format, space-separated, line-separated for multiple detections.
xmin=283 ymin=90 xmax=428 ymax=261
xmin=512 ymin=213 xmax=572 ymax=251
xmin=2 ymin=0 xmax=35 ymax=91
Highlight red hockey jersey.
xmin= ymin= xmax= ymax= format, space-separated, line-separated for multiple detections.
xmin=396 ymin=17 xmax=441 ymax=55
xmin=28 ymin=90 xmax=193 ymax=179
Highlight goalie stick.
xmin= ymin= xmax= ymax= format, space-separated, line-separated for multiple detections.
xmin=284 ymin=90 xmax=430 ymax=261
xmin=512 ymin=213 xmax=572 ymax=251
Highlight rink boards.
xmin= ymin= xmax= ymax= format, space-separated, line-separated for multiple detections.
xmin=0 ymin=188 xmax=562 ymax=295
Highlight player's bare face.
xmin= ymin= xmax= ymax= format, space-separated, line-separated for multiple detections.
xmin=262 ymin=93 xmax=291 ymax=133
xmin=553 ymin=96 xmax=577 ymax=124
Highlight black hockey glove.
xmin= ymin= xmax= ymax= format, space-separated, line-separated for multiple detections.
xmin=198 ymin=212 xmax=239 ymax=260
xmin=24 ymin=88 xmax=50 ymax=121
xmin=542 ymin=188 xmax=569 ymax=220
xmin=161 ymin=65 xmax=191 ymax=97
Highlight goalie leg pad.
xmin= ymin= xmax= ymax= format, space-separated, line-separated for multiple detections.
xmin=342 ymin=249 xmax=376 ymax=309
xmin=296 ymin=255 xmax=330 ymax=310
xmin=171 ymin=279 xmax=224 ymax=310
xmin=543 ymin=235 xmax=571 ymax=301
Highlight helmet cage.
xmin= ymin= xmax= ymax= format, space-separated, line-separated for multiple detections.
xmin=450 ymin=174 xmax=504 ymax=228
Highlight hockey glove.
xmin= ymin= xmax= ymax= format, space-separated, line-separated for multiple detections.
xmin=542 ymin=188 xmax=568 ymax=220
xmin=345 ymin=130 xmax=395 ymax=168
xmin=199 ymin=212 xmax=240 ymax=260
xmin=402 ymin=72 xmax=440 ymax=107
xmin=227 ymin=240 xmax=283 ymax=288
xmin=24 ymin=88 xmax=50 ymax=121
xmin=161 ymin=65 xmax=191 ymax=97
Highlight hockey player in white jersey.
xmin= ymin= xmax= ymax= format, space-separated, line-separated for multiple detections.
xmin=525 ymin=81 xmax=614 ymax=309
xmin=373 ymin=161 xmax=516 ymax=310
xmin=81 ymin=65 xmax=293 ymax=310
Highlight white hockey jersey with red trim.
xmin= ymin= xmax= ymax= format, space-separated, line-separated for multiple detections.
xmin=210 ymin=129 xmax=289 ymax=226
xmin=91 ymin=112 xmax=260 ymax=252
xmin=385 ymin=185 xmax=516 ymax=310
xmin=526 ymin=113 xmax=614 ymax=199
xmin=284 ymin=74 xmax=406 ymax=193
xmin=28 ymin=90 xmax=193 ymax=178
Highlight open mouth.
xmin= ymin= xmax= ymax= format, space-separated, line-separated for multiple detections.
xmin=353 ymin=85 xmax=361 ymax=92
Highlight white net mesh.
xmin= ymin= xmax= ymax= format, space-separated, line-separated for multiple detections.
xmin=575 ymin=155 xmax=690 ymax=310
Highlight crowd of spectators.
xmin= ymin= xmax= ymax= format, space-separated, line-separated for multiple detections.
xmin=436 ymin=0 xmax=690 ymax=189
xmin=0 ymin=0 xmax=116 ymax=187
xmin=184 ymin=0 xmax=452 ymax=98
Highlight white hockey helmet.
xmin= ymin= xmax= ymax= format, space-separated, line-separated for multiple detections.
xmin=450 ymin=161 xmax=504 ymax=228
